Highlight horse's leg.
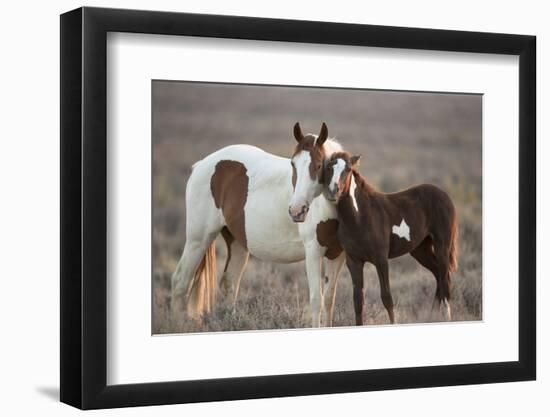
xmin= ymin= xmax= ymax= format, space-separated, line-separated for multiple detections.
xmin=222 ymin=242 xmax=249 ymax=307
xmin=322 ymin=252 xmax=345 ymax=327
xmin=374 ymin=258 xmax=395 ymax=324
xmin=304 ymin=244 xmax=324 ymax=328
xmin=346 ymin=256 xmax=365 ymax=326
xmin=219 ymin=228 xmax=234 ymax=299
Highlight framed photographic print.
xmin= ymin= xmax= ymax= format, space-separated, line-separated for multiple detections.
xmin=60 ymin=6 xmax=536 ymax=409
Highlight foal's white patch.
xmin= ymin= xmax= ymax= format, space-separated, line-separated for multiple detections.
xmin=392 ymin=218 xmax=410 ymax=241
xmin=349 ymin=175 xmax=359 ymax=212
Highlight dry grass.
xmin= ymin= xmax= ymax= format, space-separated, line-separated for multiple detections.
xmin=152 ymin=81 xmax=482 ymax=334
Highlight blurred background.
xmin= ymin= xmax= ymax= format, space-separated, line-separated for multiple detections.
xmin=152 ymin=81 xmax=482 ymax=333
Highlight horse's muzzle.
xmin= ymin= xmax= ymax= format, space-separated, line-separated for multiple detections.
xmin=289 ymin=204 xmax=309 ymax=223
xmin=326 ymin=185 xmax=341 ymax=203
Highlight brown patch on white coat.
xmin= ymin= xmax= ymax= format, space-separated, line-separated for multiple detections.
xmin=316 ymin=219 xmax=343 ymax=260
xmin=210 ymin=160 xmax=249 ymax=249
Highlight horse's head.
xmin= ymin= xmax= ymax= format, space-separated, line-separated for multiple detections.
xmin=288 ymin=122 xmax=329 ymax=222
xmin=325 ymin=152 xmax=361 ymax=203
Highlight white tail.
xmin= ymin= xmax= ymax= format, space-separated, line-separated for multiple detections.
xmin=186 ymin=242 xmax=217 ymax=317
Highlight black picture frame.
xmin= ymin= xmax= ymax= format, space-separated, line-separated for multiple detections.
xmin=60 ymin=6 xmax=536 ymax=410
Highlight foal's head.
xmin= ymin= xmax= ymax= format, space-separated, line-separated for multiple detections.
xmin=325 ymin=152 xmax=361 ymax=203
xmin=288 ymin=122 xmax=329 ymax=222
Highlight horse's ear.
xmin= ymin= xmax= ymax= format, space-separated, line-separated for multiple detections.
xmin=293 ymin=122 xmax=304 ymax=142
xmin=317 ymin=122 xmax=328 ymax=146
xmin=350 ymin=154 xmax=361 ymax=167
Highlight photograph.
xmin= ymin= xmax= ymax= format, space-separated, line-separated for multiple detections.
xmin=152 ymin=81 xmax=482 ymax=334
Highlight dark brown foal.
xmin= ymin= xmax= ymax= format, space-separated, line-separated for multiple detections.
xmin=324 ymin=152 xmax=459 ymax=325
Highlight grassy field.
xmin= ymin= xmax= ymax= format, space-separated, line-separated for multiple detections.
xmin=152 ymin=81 xmax=482 ymax=334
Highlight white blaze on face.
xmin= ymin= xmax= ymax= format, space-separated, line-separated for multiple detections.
xmin=329 ymin=158 xmax=346 ymax=195
xmin=289 ymin=151 xmax=317 ymax=215
xmin=349 ymin=175 xmax=359 ymax=212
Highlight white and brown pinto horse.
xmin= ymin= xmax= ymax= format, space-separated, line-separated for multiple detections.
xmin=171 ymin=123 xmax=345 ymax=327
xmin=324 ymin=152 xmax=459 ymax=325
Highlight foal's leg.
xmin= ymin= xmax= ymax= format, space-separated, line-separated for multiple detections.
xmin=322 ymin=252 xmax=345 ymax=327
xmin=346 ymin=257 xmax=365 ymax=326
xmin=410 ymin=238 xmax=442 ymax=318
xmin=433 ymin=238 xmax=452 ymax=321
xmin=437 ymin=267 xmax=452 ymax=321
xmin=410 ymin=238 xmax=438 ymax=276
xmin=374 ymin=258 xmax=395 ymax=324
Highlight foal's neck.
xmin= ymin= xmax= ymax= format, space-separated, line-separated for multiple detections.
xmin=339 ymin=171 xmax=375 ymax=215
xmin=351 ymin=171 xmax=375 ymax=196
